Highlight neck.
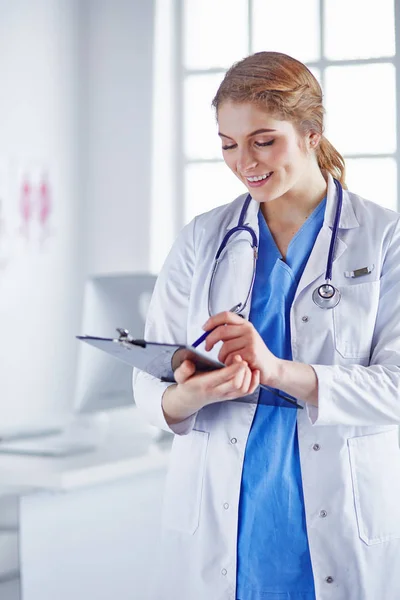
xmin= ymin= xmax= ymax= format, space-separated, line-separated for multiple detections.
xmin=261 ymin=168 xmax=327 ymax=226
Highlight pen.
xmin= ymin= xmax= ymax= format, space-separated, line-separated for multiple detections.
xmin=191 ymin=304 xmax=242 ymax=348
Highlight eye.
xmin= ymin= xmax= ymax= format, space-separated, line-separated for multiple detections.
xmin=255 ymin=140 xmax=275 ymax=147
xmin=222 ymin=143 xmax=237 ymax=151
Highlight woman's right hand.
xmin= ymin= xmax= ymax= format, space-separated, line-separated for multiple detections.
xmin=162 ymin=356 xmax=260 ymax=426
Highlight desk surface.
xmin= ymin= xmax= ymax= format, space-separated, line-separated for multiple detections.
xmin=0 ymin=431 xmax=171 ymax=493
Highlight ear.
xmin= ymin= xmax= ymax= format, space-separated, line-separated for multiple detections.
xmin=308 ymin=132 xmax=321 ymax=150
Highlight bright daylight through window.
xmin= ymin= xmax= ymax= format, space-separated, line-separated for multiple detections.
xmin=180 ymin=0 xmax=398 ymax=224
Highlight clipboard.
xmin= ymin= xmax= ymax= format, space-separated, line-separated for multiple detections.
xmin=76 ymin=329 xmax=302 ymax=409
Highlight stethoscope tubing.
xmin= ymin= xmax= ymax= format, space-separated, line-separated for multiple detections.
xmin=325 ymin=178 xmax=343 ymax=282
xmin=210 ymin=178 xmax=343 ymax=311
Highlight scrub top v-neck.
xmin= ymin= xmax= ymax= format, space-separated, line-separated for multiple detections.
xmin=236 ymin=197 xmax=327 ymax=600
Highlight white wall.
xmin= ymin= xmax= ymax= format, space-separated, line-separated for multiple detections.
xmin=0 ymin=0 xmax=84 ymax=430
xmin=0 ymin=0 xmax=156 ymax=431
xmin=82 ymin=0 xmax=155 ymax=275
xmin=150 ymin=0 xmax=178 ymax=273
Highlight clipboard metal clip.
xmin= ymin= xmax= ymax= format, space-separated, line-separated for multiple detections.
xmin=116 ymin=328 xmax=134 ymax=343
xmin=116 ymin=328 xmax=146 ymax=349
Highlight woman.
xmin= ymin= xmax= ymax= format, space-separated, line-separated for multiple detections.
xmin=133 ymin=52 xmax=400 ymax=600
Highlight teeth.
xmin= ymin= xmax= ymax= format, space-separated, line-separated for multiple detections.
xmin=247 ymin=173 xmax=271 ymax=182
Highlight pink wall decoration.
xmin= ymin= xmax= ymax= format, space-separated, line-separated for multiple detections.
xmin=19 ymin=175 xmax=33 ymax=241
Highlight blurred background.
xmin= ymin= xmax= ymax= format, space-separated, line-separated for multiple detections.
xmin=0 ymin=0 xmax=398 ymax=598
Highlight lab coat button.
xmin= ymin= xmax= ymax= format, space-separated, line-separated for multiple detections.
xmin=319 ymin=510 xmax=328 ymax=518
xmin=313 ymin=443 xmax=320 ymax=451
xmin=221 ymin=569 xmax=227 ymax=576
xmin=325 ymin=576 xmax=334 ymax=584
xmin=230 ymin=437 xmax=237 ymax=444
xmin=302 ymin=315 xmax=309 ymax=322
xmin=223 ymin=503 xmax=229 ymax=510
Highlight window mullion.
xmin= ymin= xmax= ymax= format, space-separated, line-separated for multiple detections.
xmin=248 ymin=0 xmax=253 ymax=55
xmin=395 ymin=0 xmax=400 ymax=210
xmin=178 ymin=0 xmax=399 ymax=222
xmin=319 ymin=0 xmax=326 ymax=91
xmin=176 ymin=0 xmax=185 ymax=235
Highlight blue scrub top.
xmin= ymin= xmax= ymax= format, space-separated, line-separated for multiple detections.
xmin=236 ymin=197 xmax=326 ymax=600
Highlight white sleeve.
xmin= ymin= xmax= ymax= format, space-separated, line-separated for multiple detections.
xmin=132 ymin=218 xmax=198 ymax=435
xmin=309 ymin=217 xmax=400 ymax=427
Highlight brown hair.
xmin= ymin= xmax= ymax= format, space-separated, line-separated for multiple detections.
xmin=212 ymin=51 xmax=346 ymax=188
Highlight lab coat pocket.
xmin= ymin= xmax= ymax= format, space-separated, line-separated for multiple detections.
xmin=348 ymin=429 xmax=400 ymax=545
xmin=333 ymin=280 xmax=380 ymax=359
xmin=163 ymin=429 xmax=209 ymax=535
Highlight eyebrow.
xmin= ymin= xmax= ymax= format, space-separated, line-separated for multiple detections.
xmin=218 ymin=128 xmax=277 ymax=139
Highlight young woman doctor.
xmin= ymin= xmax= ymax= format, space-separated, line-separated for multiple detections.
xmin=133 ymin=52 xmax=400 ymax=600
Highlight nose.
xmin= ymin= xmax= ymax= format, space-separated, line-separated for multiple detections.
xmin=237 ymin=147 xmax=258 ymax=173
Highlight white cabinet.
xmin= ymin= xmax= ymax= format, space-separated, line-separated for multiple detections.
xmin=0 ymin=439 xmax=170 ymax=600
xmin=20 ymin=468 xmax=167 ymax=600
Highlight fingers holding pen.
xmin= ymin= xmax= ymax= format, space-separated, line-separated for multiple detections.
xmin=202 ymin=311 xmax=247 ymax=351
xmin=201 ymin=310 xmax=278 ymax=386
xmin=202 ymin=311 xmax=245 ymax=332
xmin=204 ymin=325 xmax=245 ymax=352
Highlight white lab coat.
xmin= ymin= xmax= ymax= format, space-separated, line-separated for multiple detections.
xmin=133 ymin=173 xmax=400 ymax=600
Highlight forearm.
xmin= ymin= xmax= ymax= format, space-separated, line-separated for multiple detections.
xmin=271 ymin=359 xmax=319 ymax=406
xmin=162 ymin=384 xmax=202 ymax=426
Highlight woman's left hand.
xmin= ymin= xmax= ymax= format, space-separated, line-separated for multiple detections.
xmin=202 ymin=311 xmax=280 ymax=387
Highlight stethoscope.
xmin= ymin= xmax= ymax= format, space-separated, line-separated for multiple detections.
xmin=208 ymin=178 xmax=343 ymax=314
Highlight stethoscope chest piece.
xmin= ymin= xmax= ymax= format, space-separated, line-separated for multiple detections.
xmin=312 ymin=282 xmax=341 ymax=309
xmin=310 ymin=178 xmax=344 ymax=309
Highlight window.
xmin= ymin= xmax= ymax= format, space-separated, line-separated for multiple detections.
xmin=178 ymin=0 xmax=398 ymax=228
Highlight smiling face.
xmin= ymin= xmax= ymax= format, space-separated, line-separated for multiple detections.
xmin=217 ymin=101 xmax=319 ymax=204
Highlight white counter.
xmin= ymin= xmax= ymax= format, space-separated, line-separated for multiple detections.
xmin=0 ymin=436 xmax=170 ymax=491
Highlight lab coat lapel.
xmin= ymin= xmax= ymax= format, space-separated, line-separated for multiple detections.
xmin=293 ymin=226 xmax=347 ymax=302
xmin=294 ymin=174 xmax=359 ymax=302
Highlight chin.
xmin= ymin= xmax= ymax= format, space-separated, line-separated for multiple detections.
xmin=247 ymin=187 xmax=276 ymax=203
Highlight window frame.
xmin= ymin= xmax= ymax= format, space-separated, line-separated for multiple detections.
xmin=175 ymin=0 xmax=400 ymax=233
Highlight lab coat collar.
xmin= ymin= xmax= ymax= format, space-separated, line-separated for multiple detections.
xmin=324 ymin=172 xmax=359 ymax=230
xmin=225 ymin=192 xmax=259 ymax=231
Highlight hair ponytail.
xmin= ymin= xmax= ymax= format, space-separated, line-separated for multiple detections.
xmin=317 ymin=136 xmax=346 ymax=188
